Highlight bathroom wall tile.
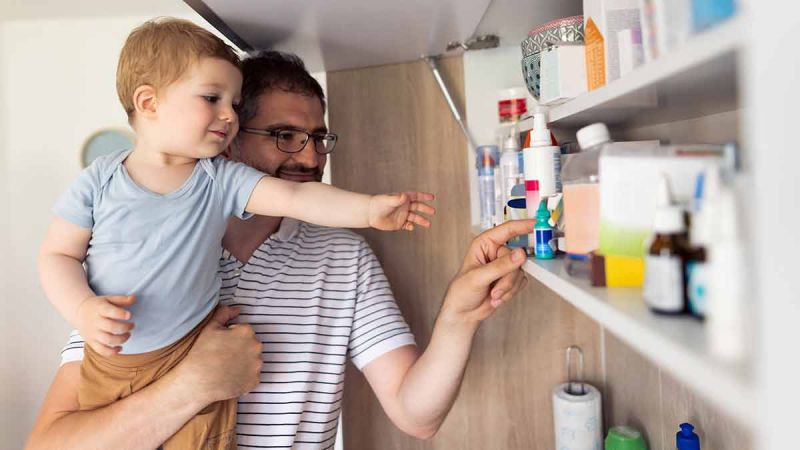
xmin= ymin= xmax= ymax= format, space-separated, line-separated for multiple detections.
xmin=660 ymin=370 xmax=752 ymax=450
xmin=604 ymin=332 xmax=664 ymax=450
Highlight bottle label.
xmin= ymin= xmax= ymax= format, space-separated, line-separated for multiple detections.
xmin=535 ymin=228 xmax=555 ymax=259
xmin=644 ymin=255 xmax=684 ymax=312
xmin=687 ymin=260 xmax=707 ymax=317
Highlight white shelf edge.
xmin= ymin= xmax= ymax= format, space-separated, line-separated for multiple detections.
xmin=522 ymin=257 xmax=756 ymax=425
xmin=521 ymin=14 xmax=746 ymax=129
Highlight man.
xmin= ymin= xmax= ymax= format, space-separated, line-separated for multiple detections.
xmin=26 ymin=51 xmax=532 ymax=449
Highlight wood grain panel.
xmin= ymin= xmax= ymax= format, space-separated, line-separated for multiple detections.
xmin=328 ymin=56 xmax=603 ymax=450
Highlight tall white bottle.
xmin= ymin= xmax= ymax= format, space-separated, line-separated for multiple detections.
xmin=707 ymin=188 xmax=748 ymax=362
xmin=524 ymin=112 xmax=560 ymax=216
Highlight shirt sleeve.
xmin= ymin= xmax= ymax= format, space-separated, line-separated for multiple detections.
xmin=348 ymin=239 xmax=416 ymax=370
xmin=214 ymin=157 xmax=267 ymax=219
xmin=52 ymin=161 xmax=104 ymax=229
xmin=60 ymin=330 xmax=85 ymax=365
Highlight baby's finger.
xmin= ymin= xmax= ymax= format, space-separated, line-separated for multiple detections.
xmin=101 ymin=302 xmax=131 ymax=321
xmin=99 ymin=317 xmax=135 ymax=335
xmin=403 ymin=222 xmax=415 ymax=231
xmin=100 ymin=331 xmax=131 ymax=347
xmin=406 ymin=192 xmax=435 ymax=202
xmin=90 ymin=340 xmax=121 ymax=357
xmin=411 ymin=202 xmax=436 ymax=216
xmin=407 ymin=212 xmax=431 ymax=228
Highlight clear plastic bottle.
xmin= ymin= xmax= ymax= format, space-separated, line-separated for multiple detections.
xmin=563 ymin=123 xmax=610 ymax=257
xmin=476 ymin=145 xmax=499 ymax=230
xmin=498 ymin=132 xmax=524 ymax=223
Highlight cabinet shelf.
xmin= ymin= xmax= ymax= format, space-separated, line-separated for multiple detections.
xmin=522 ymin=14 xmax=745 ymax=129
xmin=521 ymin=255 xmax=755 ymax=424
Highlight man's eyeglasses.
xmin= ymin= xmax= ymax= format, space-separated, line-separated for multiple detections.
xmin=240 ymin=127 xmax=338 ymax=155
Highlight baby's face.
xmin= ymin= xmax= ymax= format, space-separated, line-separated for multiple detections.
xmin=153 ymin=57 xmax=242 ymax=159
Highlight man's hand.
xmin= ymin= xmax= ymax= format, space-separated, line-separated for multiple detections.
xmin=440 ymin=220 xmax=534 ymax=326
xmin=368 ymin=192 xmax=436 ymax=231
xmin=173 ymin=306 xmax=263 ymax=406
xmin=75 ymin=295 xmax=136 ymax=356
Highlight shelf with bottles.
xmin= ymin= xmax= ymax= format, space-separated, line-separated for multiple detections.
xmin=520 ymin=13 xmax=745 ymax=130
xmin=522 ymin=255 xmax=755 ymax=425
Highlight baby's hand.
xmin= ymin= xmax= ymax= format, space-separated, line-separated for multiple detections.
xmin=368 ymin=192 xmax=436 ymax=231
xmin=76 ymin=295 xmax=136 ymax=356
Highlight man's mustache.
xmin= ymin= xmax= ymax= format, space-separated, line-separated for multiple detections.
xmin=277 ymin=165 xmax=322 ymax=179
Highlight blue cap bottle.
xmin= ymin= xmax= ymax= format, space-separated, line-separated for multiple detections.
xmin=676 ymin=423 xmax=700 ymax=450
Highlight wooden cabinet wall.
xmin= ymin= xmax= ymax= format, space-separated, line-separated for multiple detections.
xmin=328 ymin=56 xmax=602 ymax=449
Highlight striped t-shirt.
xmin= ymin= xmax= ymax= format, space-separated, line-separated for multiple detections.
xmin=61 ymin=218 xmax=416 ymax=449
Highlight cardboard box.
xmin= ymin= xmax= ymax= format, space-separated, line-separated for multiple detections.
xmin=583 ymin=0 xmax=642 ymax=88
xmin=599 ymin=145 xmax=722 ymax=258
xmin=540 ymin=44 xmax=588 ymax=105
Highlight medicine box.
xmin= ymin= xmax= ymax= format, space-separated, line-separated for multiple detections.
xmin=540 ymin=44 xmax=588 ymax=105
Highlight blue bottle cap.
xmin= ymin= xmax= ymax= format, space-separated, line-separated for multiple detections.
xmin=676 ymin=423 xmax=700 ymax=450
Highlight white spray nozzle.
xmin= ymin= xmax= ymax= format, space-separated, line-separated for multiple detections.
xmin=531 ymin=112 xmax=551 ymax=146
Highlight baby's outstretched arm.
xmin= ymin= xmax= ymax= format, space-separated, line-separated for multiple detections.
xmin=38 ymin=217 xmax=135 ymax=356
xmin=245 ymin=177 xmax=436 ymax=231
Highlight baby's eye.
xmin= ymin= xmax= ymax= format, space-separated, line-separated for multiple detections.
xmin=203 ymin=95 xmax=220 ymax=104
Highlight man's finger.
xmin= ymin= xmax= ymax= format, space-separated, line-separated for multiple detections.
xmin=468 ymin=247 xmax=527 ymax=288
xmin=211 ymin=305 xmax=241 ymax=327
xmin=498 ymin=271 xmax=528 ymax=304
xmin=475 ymin=220 xmax=536 ymax=248
xmin=489 ymin=247 xmax=516 ymax=299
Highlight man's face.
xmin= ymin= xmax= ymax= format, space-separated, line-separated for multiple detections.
xmin=231 ymin=90 xmax=327 ymax=182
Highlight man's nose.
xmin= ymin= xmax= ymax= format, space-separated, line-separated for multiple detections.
xmin=292 ymin=140 xmax=319 ymax=168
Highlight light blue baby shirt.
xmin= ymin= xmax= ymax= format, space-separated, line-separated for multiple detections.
xmin=53 ymin=149 xmax=265 ymax=354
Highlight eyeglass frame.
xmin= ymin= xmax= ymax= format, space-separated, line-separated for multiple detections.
xmin=239 ymin=126 xmax=338 ymax=155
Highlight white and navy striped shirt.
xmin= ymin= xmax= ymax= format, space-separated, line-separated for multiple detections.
xmin=61 ymin=218 xmax=416 ymax=449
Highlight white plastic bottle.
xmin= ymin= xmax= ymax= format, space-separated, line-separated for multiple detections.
xmin=524 ymin=112 xmax=560 ymax=215
xmin=707 ymin=188 xmax=748 ymax=362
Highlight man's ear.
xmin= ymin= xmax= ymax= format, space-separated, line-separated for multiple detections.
xmin=132 ymin=85 xmax=158 ymax=119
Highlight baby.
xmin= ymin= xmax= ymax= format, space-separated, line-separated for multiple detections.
xmin=38 ymin=18 xmax=434 ymax=449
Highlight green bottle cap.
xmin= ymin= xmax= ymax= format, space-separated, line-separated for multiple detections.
xmin=535 ymin=200 xmax=550 ymax=227
xmin=605 ymin=426 xmax=648 ymax=450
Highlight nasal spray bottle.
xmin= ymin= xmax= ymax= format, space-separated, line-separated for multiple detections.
xmin=523 ymin=109 xmax=561 ymax=251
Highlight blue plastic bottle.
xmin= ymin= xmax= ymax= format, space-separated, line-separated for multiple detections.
xmin=676 ymin=423 xmax=700 ymax=450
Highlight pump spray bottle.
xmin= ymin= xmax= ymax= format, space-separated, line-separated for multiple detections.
xmin=523 ymin=109 xmax=560 ymax=247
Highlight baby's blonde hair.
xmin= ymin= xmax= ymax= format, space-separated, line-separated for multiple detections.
xmin=116 ymin=17 xmax=240 ymax=122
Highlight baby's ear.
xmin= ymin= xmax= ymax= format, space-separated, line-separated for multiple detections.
xmin=132 ymin=85 xmax=157 ymax=119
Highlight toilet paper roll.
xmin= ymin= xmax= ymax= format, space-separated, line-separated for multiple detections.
xmin=552 ymin=382 xmax=603 ymax=450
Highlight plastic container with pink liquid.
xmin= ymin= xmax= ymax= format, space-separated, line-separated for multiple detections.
xmin=562 ymin=123 xmax=610 ymax=268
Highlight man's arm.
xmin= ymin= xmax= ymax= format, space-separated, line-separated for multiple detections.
xmin=361 ymin=221 xmax=534 ymax=439
xmin=26 ymin=361 xmax=203 ymax=450
xmin=26 ymin=307 xmax=263 ymax=450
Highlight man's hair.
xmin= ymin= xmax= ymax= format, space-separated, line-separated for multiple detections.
xmin=116 ymin=17 xmax=241 ymax=121
xmin=237 ymin=51 xmax=326 ymax=126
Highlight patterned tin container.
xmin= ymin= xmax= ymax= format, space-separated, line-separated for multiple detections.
xmin=521 ymin=15 xmax=585 ymax=99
